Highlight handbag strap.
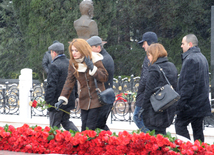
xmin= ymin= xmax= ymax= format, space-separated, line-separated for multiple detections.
xmin=94 ymin=78 xmax=101 ymax=94
xmin=157 ymin=65 xmax=171 ymax=85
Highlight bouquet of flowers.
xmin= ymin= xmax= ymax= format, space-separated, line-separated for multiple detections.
xmin=29 ymin=98 xmax=70 ymax=115
xmin=115 ymin=92 xmax=137 ymax=102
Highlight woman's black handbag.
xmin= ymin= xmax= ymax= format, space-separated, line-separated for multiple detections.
xmin=94 ymin=78 xmax=115 ymax=105
xmin=150 ymin=65 xmax=180 ymax=112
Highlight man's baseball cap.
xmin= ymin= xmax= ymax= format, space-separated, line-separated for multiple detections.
xmin=138 ymin=32 xmax=158 ymax=45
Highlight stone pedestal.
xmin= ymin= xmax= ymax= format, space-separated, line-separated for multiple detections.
xmin=19 ymin=68 xmax=32 ymax=119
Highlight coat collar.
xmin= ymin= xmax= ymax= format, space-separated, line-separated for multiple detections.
xmin=100 ymin=48 xmax=107 ymax=55
xmin=73 ymin=52 xmax=103 ymax=72
xmin=52 ymin=54 xmax=66 ymax=63
xmin=154 ymin=57 xmax=168 ymax=65
xmin=182 ymin=46 xmax=201 ymax=60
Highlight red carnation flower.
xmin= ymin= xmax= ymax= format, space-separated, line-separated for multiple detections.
xmin=32 ymin=100 xmax=37 ymax=108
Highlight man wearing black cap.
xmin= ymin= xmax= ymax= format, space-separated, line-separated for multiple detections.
xmin=45 ymin=42 xmax=79 ymax=132
xmin=133 ymin=32 xmax=158 ymax=132
xmin=87 ymin=36 xmax=114 ymax=130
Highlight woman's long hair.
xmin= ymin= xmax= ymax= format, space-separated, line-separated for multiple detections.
xmin=147 ymin=43 xmax=168 ymax=64
xmin=69 ymin=38 xmax=92 ymax=76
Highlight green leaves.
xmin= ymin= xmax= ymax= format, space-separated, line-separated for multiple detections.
xmin=164 ymin=132 xmax=176 ymax=142
xmin=69 ymin=129 xmax=78 ymax=136
xmin=3 ymin=124 xmax=9 ymax=132
xmin=47 ymin=135 xmax=54 ymax=140
xmin=149 ymin=130 xmax=156 ymax=136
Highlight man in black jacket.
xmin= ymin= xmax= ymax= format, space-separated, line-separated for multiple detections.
xmin=87 ymin=36 xmax=114 ymax=130
xmin=133 ymin=32 xmax=158 ymax=132
xmin=175 ymin=34 xmax=211 ymax=142
xmin=45 ymin=42 xmax=79 ymax=131
xmin=42 ymin=40 xmax=59 ymax=76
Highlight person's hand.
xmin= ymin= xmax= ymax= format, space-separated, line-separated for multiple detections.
xmin=84 ymin=56 xmax=94 ymax=71
xmin=54 ymin=100 xmax=64 ymax=111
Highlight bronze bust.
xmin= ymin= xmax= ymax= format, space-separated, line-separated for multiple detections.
xmin=74 ymin=0 xmax=98 ymax=40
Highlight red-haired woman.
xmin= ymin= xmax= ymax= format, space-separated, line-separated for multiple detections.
xmin=55 ymin=38 xmax=108 ymax=131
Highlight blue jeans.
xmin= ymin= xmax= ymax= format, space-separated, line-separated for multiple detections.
xmin=133 ymin=106 xmax=149 ymax=133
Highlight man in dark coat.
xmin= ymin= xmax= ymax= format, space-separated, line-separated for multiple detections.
xmin=133 ymin=32 xmax=158 ymax=132
xmin=45 ymin=42 xmax=79 ymax=132
xmin=42 ymin=40 xmax=59 ymax=75
xmin=87 ymin=36 xmax=114 ymax=130
xmin=175 ymin=34 xmax=211 ymax=142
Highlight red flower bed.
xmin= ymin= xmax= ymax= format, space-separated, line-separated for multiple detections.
xmin=0 ymin=124 xmax=214 ymax=154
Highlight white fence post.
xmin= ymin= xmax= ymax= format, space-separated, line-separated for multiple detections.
xmin=19 ymin=68 xmax=32 ymax=119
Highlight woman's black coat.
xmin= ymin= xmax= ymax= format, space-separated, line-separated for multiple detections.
xmin=142 ymin=57 xmax=178 ymax=131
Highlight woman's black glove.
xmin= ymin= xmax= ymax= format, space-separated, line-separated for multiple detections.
xmin=54 ymin=100 xmax=64 ymax=111
xmin=84 ymin=56 xmax=94 ymax=71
